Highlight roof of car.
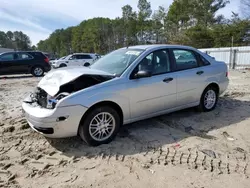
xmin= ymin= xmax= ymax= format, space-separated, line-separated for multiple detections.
xmin=126 ymin=44 xmax=197 ymax=51
xmin=72 ymin=53 xmax=94 ymax=55
xmin=1 ymin=51 xmax=44 ymax=54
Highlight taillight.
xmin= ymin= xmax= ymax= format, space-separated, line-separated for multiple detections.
xmin=226 ymin=71 xmax=228 ymax=77
xmin=44 ymin=57 xmax=49 ymax=63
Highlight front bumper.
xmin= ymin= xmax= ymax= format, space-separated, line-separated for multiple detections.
xmin=22 ymin=98 xmax=88 ymax=138
xmin=52 ymin=64 xmax=57 ymax=68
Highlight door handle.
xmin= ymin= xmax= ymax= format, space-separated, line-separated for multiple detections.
xmin=163 ymin=77 xmax=173 ymax=83
xmin=196 ymin=71 xmax=204 ymax=75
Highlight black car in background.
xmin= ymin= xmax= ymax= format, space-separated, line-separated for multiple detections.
xmin=0 ymin=51 xmax=51 ymax=77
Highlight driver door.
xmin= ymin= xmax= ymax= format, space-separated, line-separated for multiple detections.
xmin=68 ymin=55 xmax=78 ymax=66
xmin=127 ymin=49 xmax=177 ymax=120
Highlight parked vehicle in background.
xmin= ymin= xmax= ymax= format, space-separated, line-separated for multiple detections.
xmin=49 ymin=56 xmax=66 ymax=65
xmin=0 ymin=51 xmax=51 ymax=77
xmin=22 ymin=44 xmax=229 ymax=146
xmin=43 ymin=52 xmax=56 ymax=61
xmin=51 ymin=53 xmax=97 ymax=68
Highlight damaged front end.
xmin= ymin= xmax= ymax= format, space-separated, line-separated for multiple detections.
xmin=24 ymin=74 xmax=114 ymax=109
xmin=33 ymin=87 xmax=70 ymax=109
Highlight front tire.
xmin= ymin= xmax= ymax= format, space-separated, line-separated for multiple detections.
xmin=31 ymin=66 xmax=44 ymax=77
xmin=197 ymin=86 xmax=218 ymax=112
xmin=78 ymin=106 xmax=121 ymax=146
xmin=84 ymin=62 xmax=90 ymax=67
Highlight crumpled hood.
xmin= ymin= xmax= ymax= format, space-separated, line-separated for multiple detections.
xmin=38 ymin=66 xmax=113 ymax=96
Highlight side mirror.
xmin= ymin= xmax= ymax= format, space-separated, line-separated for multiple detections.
xmin=133 ymin=70 xmax=152 ymax=79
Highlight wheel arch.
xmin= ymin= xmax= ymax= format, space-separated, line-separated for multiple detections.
xmin=84 ymin=62 xmax=90 ymax=67
xmin=59 ymin=63 xmax=67 ymax=67
xmin=204 ymin=82 xmax=220 ymax=95
xmin=78 ymin=100 xmax=124 ymax=134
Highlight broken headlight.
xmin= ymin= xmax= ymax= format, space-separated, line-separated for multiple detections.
xmin=46 ymin=92 xmax=70 ymax=109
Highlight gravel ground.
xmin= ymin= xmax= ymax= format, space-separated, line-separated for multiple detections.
xmin=1 ymin=70 xmax=250 ymax=188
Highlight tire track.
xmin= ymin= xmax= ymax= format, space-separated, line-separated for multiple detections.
xmin=137 ymin=147 xmax=249 ymax=176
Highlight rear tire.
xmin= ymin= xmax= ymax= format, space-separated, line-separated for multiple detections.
xmin=59 ymin=64 xmax=67 ymax=68
xmin=78 ymin=106 xmax=121 ymax=146
xmin=31 ymin=66 xmax=44 ymax=77
xmin=197 ymin=86 xmax=218 ymax=112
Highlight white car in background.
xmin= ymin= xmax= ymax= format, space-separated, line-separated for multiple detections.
xmin=52 ymin=53 xmax=98 ymax=68
xmin=49 ymin=56 xmax=66 ymax=65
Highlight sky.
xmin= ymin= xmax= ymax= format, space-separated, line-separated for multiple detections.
xmin=0 ymin=0 xmax=241 ymax=46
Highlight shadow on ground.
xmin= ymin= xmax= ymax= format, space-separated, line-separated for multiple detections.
xmin=0 ymin=75 xmax=34 ymax=80
xmin=48 ymin=96 xmax=250 ymax=158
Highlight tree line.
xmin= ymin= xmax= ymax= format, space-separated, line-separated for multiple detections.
xmin=1 ymin=0 xmax=250 ymax=57
xmin=0 ymin=31 xmax=35 ymax=50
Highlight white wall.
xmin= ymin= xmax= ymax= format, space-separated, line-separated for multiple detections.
xmin=199 ymin=46 xmax=250 ymax=69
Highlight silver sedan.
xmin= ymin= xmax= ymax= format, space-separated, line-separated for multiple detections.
xmin=22 ymin=45 xmax=229 ymax=146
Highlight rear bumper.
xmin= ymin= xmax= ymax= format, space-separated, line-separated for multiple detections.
xmin=219 ymin=78 xmax=229 ymax=95
xmin=22 ymin=97 xmax=88 ymax=138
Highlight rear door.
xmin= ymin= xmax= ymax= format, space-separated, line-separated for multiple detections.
xmin=76 ymin=55 xmax=86 ymax=65
xmin=82 ymin=54 xmax=94 ymax=64
xmin=0 ymin=52 xmax=17 ymax=75
xmin=15 ymin=52 xmax=34 ymax=73
xmin=171 ymin=48 xmax=206 ymax=106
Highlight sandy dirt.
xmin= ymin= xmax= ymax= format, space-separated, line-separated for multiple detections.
xmin=1 ymin=70 xmax=250 ymax=188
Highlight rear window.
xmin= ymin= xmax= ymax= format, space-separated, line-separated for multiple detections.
xmin=200 ymin=55 xmax=211 ymax=66
xmin=82 ymin=55 xmax=93 ymax=59
xmin=75 ymin=54 xmax=93 ymax=59
xmin=29 ymin=52 xmax=47 ymax=59
xmin=17 ymin=53 xmax=33 ymax=60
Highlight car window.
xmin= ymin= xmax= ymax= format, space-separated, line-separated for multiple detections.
xmin=173 ymin=49 xmax=198 ymax=71
xmin=200 ymin=55 xmax=211 ymax=66
xmin=17 ymin=53 xmax=33 ymax=60
xmin=0 ymin=53 xmax=14 ymax=61
xmin=75 ymin=55 xmax=84 ymax=59
xmin=136 ymin=49 xmax=171 ymax=76
xmin=82 ymin=55 xmax=93 ymax=59
xmin=31 ymin=52 xmax=46 ymax=59
xmin=69 ymin=55 xmax=76 ymax=60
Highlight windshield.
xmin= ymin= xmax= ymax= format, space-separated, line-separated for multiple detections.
xmin=59 ymin=56 xmax=66 ymax=60
xmin=90 ymin=48 xmax=144 ymax=75
xmin=64 ymin=55 xmax=72 ymax=60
